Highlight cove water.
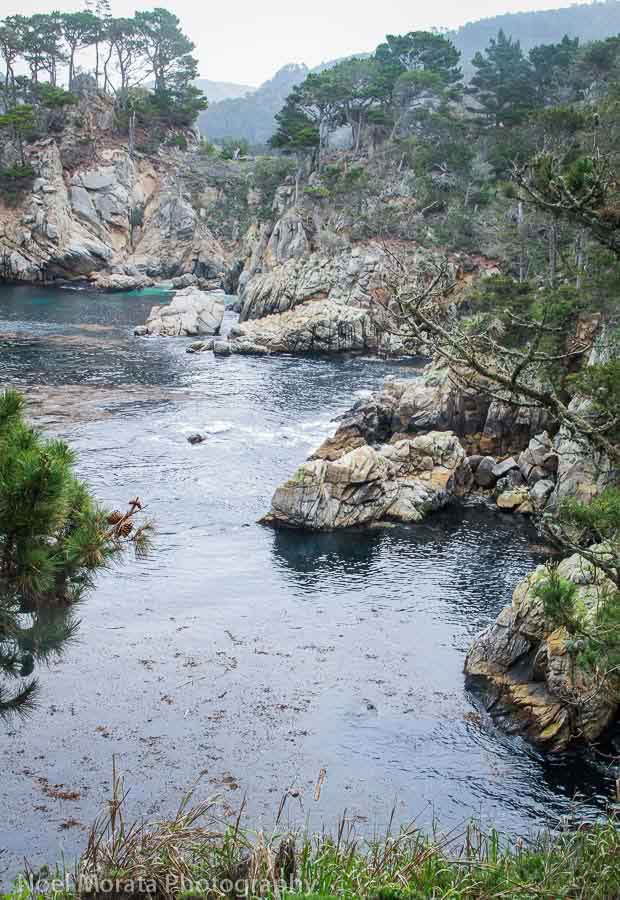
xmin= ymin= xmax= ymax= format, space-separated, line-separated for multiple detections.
xmin=0 ymin=285 xmax=615 ymax=882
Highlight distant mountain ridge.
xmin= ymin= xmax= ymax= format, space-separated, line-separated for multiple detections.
xmin=198 ymin=63 xmax=309 ymax=146
xmin=451 ymin=0 xmax=620 ymax=77
xmin=198 ymin=0 xmax=620 ymax=146
xmin=193 ymin=78 xmax=256 ymax=104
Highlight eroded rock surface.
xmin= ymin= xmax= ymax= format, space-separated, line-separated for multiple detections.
xmin=262 ymin=431 xmax=472 ymax=531
xmin=0 ymin=97 xmax=230 ymax=285
xmin=227 ymin=298 xmax=387 ymax=355
xmin=135 ymin=288 xmax=225 ymax=337
xmin=465 ymin=551 xmax=620 ymax=750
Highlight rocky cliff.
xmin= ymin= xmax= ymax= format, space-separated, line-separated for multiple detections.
xmin=465 ymin=550 xmax=620 ymax=751
xmin=0 ymin=95 xmax=231 ymax=288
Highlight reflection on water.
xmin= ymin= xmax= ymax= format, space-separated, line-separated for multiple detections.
xmin=0 ymin=599 xmax=79 ymax=717
xmin=0 ymin=284 xmax=617 ymax=882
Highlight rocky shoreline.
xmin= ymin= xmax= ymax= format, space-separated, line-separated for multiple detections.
xmin=257 ymin=354 xmax=619 ymax=750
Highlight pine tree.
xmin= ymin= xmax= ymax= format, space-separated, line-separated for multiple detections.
xmin=0 ymin=390 xmax=152 ymax=719
xmin=470 ymin=30 xmax=537 ymax=126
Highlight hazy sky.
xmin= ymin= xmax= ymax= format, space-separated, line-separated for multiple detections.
xmin=4 ymin=0 xmax=583 ymax=86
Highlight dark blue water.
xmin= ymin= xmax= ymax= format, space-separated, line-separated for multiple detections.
xmin=0 ymin=285 xmax=615 ymax=883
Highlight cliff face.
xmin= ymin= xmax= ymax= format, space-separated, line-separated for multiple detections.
xmin=0 ymin=97 xmax=230 ymax=288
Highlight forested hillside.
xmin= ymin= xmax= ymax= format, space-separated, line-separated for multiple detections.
xmin=197 ymin=63 xmax=308 ymax=146
xmin=452 ymin=0 xmax=620 ymax=76
xmin=199 ymin=0 xmax=620 ymax=146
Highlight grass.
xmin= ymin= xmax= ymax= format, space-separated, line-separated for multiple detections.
xmin=3 ymin=767 xmax=620 ymax=899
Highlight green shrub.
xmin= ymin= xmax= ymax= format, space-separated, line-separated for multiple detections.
xmin=221 ymin=136 xmax=250 ymax=159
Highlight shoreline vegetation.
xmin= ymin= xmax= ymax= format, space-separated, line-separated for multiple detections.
xmin=4 ymin=770 xmax=620 ymax=899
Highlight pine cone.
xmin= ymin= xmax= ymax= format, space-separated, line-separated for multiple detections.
xmin=119 ymin=521 xmax=134 ymax=537
xmin=107 ymin=510 xmax=124 ymax=525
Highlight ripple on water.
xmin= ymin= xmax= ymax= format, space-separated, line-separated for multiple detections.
xmin=0 ymin=285 xmax=616 ymax=883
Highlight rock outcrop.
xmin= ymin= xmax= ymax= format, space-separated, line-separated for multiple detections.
xmin=0 ymin=96 xmax=230 ymax=286
xmin=134 ymin=288 xmax=225 ymax=337
xmin=465 ymin=551 xmax=620 ymax=751
xmin=226 ymin=298 xmax=389 ymax=355
xmin=311 ymin=361 xmax=554 ymax=457
xmin=261 ymin=431 xmax=472 ymax=531
xmin=230 ymin=210 xmax=492 ymax=357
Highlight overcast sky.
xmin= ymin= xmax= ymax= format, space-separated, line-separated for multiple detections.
xmin=4 ymin=0 xmax=583 ymax=86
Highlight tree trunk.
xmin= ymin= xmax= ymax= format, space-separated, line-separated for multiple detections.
xmin=128 ymin=110 xmax=136 ymax=159
xmin=547 ymin=220 xmax=558 ymax=288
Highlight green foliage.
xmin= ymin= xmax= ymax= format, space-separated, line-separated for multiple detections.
xmin=252 ymin=155 xmax=296 ymax=220
xmin=168 ymin=133 xmax=188 ymax=151
xmin=533 ymin=565 xmax=581 ymax=632
xmin=0 ymin=390 xmax=152 ymax=718
xmin=34 ymin=83 xmax=78 ymax=109
xmin=470 ymin=29 xmax=538 ymax=126
xmin=560 ymin=487 xmax=620 ymax=543
xmin=221 ymin=136 xmax=250 ymax=159
xmin=375 ymin=30 xmax=462 ymax=86
xmin=569 ymin=362 xmax=620 ymax=437
xmin=199 ymin=137 xmax=217 ymax=157
xmin=270 ymin=95 xmax=320 ymax=154
xmin=14 ymin=812 xmax=620 ymax=900
xmin=0 ymin=163 xmax=35 ymax=205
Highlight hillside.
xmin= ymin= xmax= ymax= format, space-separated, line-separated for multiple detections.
xmin=197 ymin=64 xmax=308 ymax=146
xmin=199 ymin=0 xmax=620 ymax=146
xmin=192 ymin=78 xmax=256 ymax=103
xmin=452 ymin=0 xmax=620 ymax=76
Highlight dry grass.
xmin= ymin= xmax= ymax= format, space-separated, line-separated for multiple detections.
xmin=8 ymin=763 xmax=620 ymax=899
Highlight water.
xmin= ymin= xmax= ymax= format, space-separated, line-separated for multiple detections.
xmin=0 ymin=285 xmax=616 ymax=882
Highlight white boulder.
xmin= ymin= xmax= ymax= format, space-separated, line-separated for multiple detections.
xmin=137 ymin=287 xmax=225 ymax=337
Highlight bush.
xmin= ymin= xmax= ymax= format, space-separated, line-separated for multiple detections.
xmin=199 ymin=138 xmax=217 ymax=156
xmin=168 ymin=133 xmax=188 ymax=151
xmin=221 ymin=136 xmax=250 ymax=159
xmin=0 ymin=165 xmax=35 ymax=207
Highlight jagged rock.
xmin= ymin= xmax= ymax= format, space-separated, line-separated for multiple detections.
xmin=465 ymin=551 xmax=620 ymax=750
xmin=368 ymin=362 xmax=553 ymax=454
xmin=172 ymin=273 xmax=198 ymax=289
xmin=261 ymin=431 xmax=472 ymax=531
xmin=518 ymin=433 xmax=559 ymax=485
xmin=0 ymin=104 xmax=230 ymax=285
xmin=496 ymin=489 xmax=529 ymax=510
xmin=475 ymin=457 xmax=497 ymax=487
xmin=467 ymin=455 xmax=483 ymax=471
xmin=187 ymin=433 xmax=206 ymax=444
xmin=310 ymin=428 xmax=367 ymax=462
xmin=213 ymin=340 xmax=232 ymax=356
xmin=186 ymin=339 xmax=214 ymax=353
xmin=239 ymin=240 xmax=387 ymax=323
xmin=530 ymin=479 xmax=555 ymax=510
xmin=494 ymin=469 xmax=526 ymax=495
xmin=492 ymin=457 xmax=518 ymax=479
xmin=227 ymin=299 xmax=383 ymax=355
xmin=92 ymin=272 xmax=153 ymax=291
xmin=136 ymin=288 xmax=224 ymax=337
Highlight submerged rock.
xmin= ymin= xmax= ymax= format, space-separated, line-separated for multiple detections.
xmin=261 ymin=431 xmax=472 ymax=531
xmin=136 ymin=288 xmax=225 ymax=337
xmin=465 ymin=551 xmax=620 ymax=751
